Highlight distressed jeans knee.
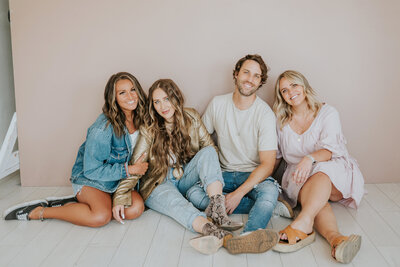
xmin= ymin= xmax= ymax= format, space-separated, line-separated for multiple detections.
xmin=145 ymin=181 xmax=205 ymax=232
xmin=186 ymin=184 xmax=210 ymax=210
xmin=243 ymin=177 xmax=280 ymax=233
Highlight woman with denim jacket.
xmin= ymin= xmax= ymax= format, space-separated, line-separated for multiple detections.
xmin=4 ymin=72 xmax=148 ymax=227
xmin=112 ymin=79 xmax=273 ymax=255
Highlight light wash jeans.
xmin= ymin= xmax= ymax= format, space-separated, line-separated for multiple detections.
xmin=186 ymin=171 xmax=279 ymax=233
xmin=145 ymin=146 xmax=224 ymax=232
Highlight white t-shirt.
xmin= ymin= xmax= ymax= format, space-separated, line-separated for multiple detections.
xmin=202 ymin=93 xmax=277 ymax=172
xmin=129 ymin=131 xmax=139 ymax=151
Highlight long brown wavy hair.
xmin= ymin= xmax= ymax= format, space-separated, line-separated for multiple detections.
xmin=273 ymin=70 xmax=322 ymax=130
xmin=147 ymin=79 xmax=194 ymax=178
xmin=102 ymin=72 xmax=147 ymax=137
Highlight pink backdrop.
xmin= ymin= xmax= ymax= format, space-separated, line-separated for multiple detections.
xmin=10 ymin=0 xmax=400 ymax=185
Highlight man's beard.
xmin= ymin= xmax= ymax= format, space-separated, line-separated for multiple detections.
xmin=236 ymin=79 xmax=259 ymax=96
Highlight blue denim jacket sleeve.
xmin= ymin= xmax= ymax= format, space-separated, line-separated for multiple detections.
xmin=82 ymin=127 xmax=128 ymax=182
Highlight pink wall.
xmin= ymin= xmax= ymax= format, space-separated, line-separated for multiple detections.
xmin=10 ymin=0 xmax=400 ymax=185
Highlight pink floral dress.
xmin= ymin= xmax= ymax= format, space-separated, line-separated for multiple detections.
xmin=277 ymin=104 xmax=365 ymax=209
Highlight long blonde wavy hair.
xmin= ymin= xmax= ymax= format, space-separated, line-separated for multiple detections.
xmin=273 ymin=70 xmax=322 ymax=129
xmin=147 ymin=79 xmax=195 ymax=178
xmin=102 ymin=72 xmax=147 ymax=137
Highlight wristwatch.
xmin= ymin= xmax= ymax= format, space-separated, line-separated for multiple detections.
xmin=306 ymin=154 xmax=317 ymax=165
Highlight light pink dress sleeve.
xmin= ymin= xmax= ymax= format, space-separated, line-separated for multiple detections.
xmin=278 ymin=104 xmax=365 ymax=209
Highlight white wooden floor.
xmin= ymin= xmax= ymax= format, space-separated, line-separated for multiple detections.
xmin=1 ymin=172 xmax=400 ymax=267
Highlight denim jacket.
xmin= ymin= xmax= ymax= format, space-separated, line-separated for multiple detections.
xmin=70 ymin=113 xmax=133 ymax=193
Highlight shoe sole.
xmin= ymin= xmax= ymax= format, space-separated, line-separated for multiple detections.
xmin=273 ymin=198 xmax=294 ymax=219
xmin=3 ymin=199 xmax=47 ymax=220
xmin=335 ymin=234 xmax=361 ymax=264
xmin=46 ymin=195 xmax=76 ymax=201
xmin=189 ymin=235 xmax=223 ymax=254
xmin=219 ymin=223 xmax=244 ymax=231
xmin=226 ymin=229 xmax=279 ymax=254
xmin=206 ymin=217 xmax=244 ymax=231
xmin=273 ymin=231 xmax=316 ymax=253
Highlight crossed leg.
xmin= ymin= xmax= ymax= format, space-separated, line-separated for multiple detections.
xmin=29 ymin=186 xmax=144 ymax=227
xmin=288 ymin=172 xmax=342 ymax=237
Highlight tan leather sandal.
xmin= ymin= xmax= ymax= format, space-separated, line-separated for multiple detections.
xmin=272 ymin=225 xmax=315 ymax=253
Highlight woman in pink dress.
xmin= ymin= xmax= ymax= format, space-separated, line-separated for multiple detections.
xmin=272 ymin=70 xmax=364 ymax=264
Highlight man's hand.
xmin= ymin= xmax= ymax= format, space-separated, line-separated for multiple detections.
xmin=112 ymin=204 xmax=125 ymax=224
xmin=225 ymin=191 xmax=244 ymax=215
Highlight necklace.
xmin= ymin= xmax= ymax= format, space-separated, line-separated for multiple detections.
xmin=290 ymin=110 xmax=314 ymax=136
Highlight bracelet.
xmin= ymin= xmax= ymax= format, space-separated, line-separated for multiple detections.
xmin=306 ymin=154 xmax=317 ymax=164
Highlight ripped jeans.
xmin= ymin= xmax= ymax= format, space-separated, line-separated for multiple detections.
xmin=144 ymin=146 xmax=224 ymax=232
xmin=186 ymin=171 xmax=280 ymax=233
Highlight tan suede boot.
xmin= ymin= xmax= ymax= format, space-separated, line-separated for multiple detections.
xmin=205 ymin=194 xmax=243 ymax=231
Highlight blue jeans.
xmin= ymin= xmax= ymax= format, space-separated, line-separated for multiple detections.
xmin=145 ymin=147 xmax=224 ymax=232
xmin=186 ymin=171 xmax=279 ymax=232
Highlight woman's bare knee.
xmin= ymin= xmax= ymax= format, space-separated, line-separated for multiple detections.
xmin=125 ymin=202 xmax=144 ymax=220
xmin=88 ymin=210 xmax=112 ymax=227
xmin=125 ymin=191 xmax=145 ymax=220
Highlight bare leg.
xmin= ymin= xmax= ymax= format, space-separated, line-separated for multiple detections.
xmin=206 ymin=181 xmax=223 ymax=197
xmin=124 ymin=190 xmax=145 ymax=220
xmin=192 ymin=216 xmax=212 ymax=232
xmin=28 ymin=186 xmax=112 ymax=227
xmin=313 ymin=184 xmax=343 ymax=246
xmin=288 ymin=172 xmax=332 ymax=235
xmin=313 ymin=203 xmax=341 ymax=246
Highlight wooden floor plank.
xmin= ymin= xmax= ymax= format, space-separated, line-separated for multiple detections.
xmin=0 ymin=219 xmax=51 ymax=246
xmin=40 ymin=225 xmax=98 ymax=267
xmin=0 ymin=173 xmax=399 ymax=267
xmin=213 ymin=248 xmax=247 ymax=267
xmin=376 ymin=183 xmax=400 ymax=208
xmin=376 ymin=246 xmax=400 ymax=267
xmin=7 ymin=220 xmax=74 ymax=267
xmin=0 ymin=219 xmax=19 ymax=240
xmin=364 ymin=184 xmax=400 ymax=212
xmin=143 ymin=214 xmax=185 ymax=267
xmin=89 ymin=220 xmax=130 ymax=247
xmin=75 ymin=245 xmax=117 ymax=267
xmin=0 ymin=171 xmax=21 ymax=199
xmin=178 ymin=246 xmax=213 ymax=267
xmin=332 ymin=203 xmax=391 ymax=267
xmin=280 ymin=246 xmax=318 ymax=267
xmin=379 ymin=211 xmax=400 ymax=240
xmin=109 ymin=209 xmax=161 ymax=267
xmin=247 ymin=250 xmax=283 ymax=267
xmin=0 ymin=245 xmax=23 ymax=266
xmin=0 ymin=186 xmax=38 ymax=216
xmin=347 ymin=200 xmax=400 ymax=247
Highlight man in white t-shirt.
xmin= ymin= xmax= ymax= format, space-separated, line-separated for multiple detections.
xmin=187 ymin=55 xmax=283 ymax=252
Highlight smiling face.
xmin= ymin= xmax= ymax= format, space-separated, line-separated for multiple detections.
xmin=234 ymin=60 xmax=262 ymax=97
xmin=115 ymin=79 xmax=138 ymax=116
xmin=152 ymin=88 xmax=176 ymax=122
xmin=279 ymin=77 xmax=306 ymax=107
